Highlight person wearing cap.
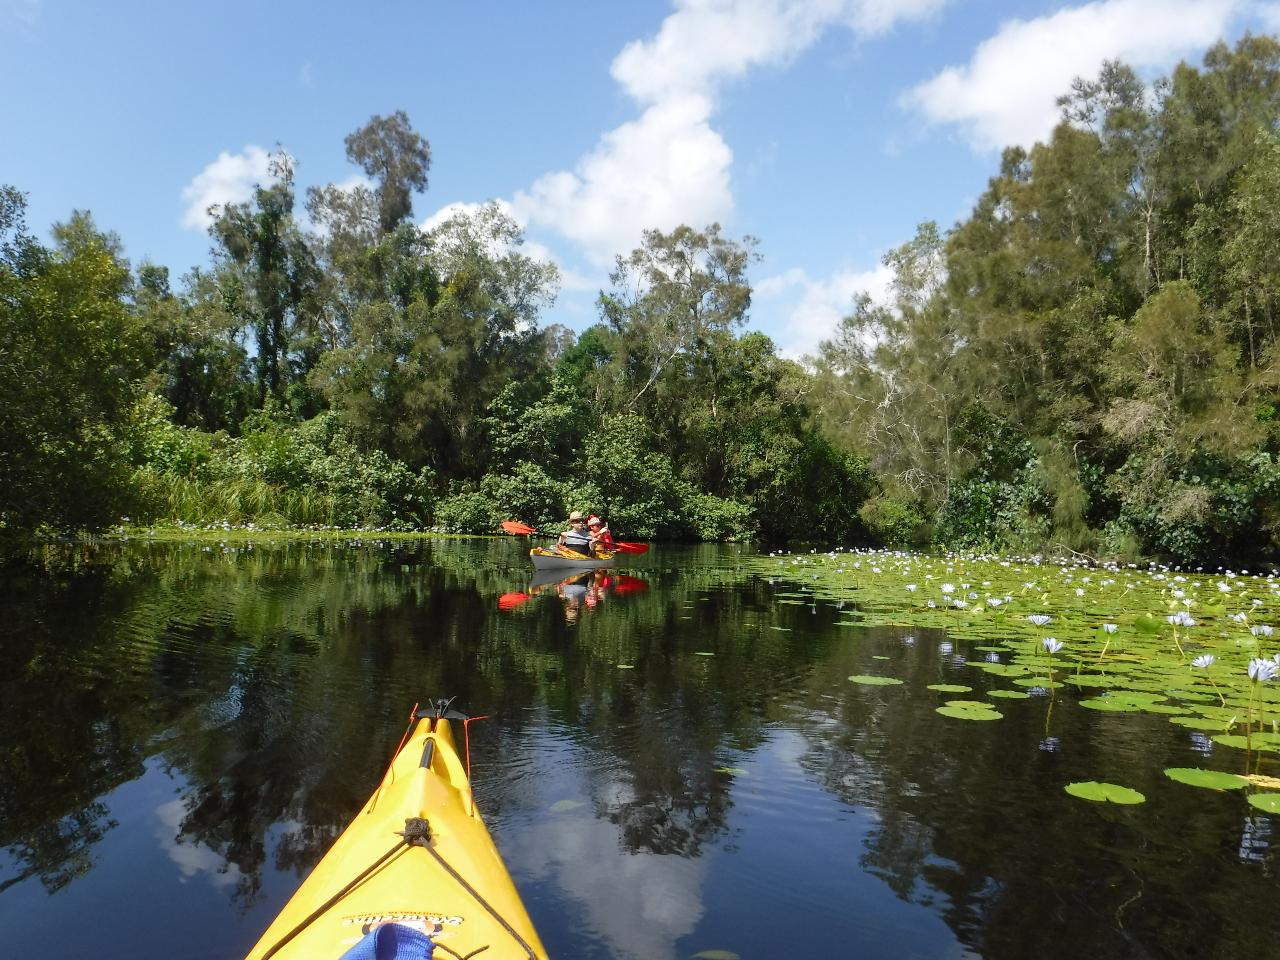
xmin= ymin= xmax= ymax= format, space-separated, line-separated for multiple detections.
xmin=557 ymin=511 xmax=594 ymax=555
xmin=587 ymin=515 xmax=615 ymax=554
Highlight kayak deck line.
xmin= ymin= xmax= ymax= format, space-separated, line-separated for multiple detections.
xmin=244 ymin=700 xmax=548 ymax=960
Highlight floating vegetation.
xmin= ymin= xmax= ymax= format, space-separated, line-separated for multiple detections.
xmin=936 ymin=700 xmax=1003 ymax=721
xmin=549 ymin=799 xmax=585 ymax=813
xmin=755 ymin=548 xmax=1280 ymax=811
xmin=1164 ymin=768 xmax=1249 ymax=790
xmin=1065 ymin=781 xmax=1146 ymax=804
xmin=1247 ymin=794 xmax=1280 ymax=813
xmin=848 ymin=675 xmax=904 ymax=686
xmin=986 ymin=689 xmax=1031 ymax=699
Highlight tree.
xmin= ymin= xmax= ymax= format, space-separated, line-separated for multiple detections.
xmin=343 ymin=110 xmax=431 ymax=235
xmin=210 ymin=151 xmax=322 ymax=413
xmin=0 ymin=189 xmax=144 ymax=545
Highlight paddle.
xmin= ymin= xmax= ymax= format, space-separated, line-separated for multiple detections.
xmin=498 ymin=592 xmax=531 ymax=611
xmin=499 ymin=520 xmax=650 ymax=554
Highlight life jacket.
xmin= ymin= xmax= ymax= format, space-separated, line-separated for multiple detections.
xmin=560 ymin=528 xmax=593 ymax=554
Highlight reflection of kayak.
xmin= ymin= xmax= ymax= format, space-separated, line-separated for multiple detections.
xmin=243 ymin=702 xmax=547 ymax=960
xmin=529 ymin=546 xmax=616 ymax=571
xmin=529 ymin=568 xmax=593 ymax=591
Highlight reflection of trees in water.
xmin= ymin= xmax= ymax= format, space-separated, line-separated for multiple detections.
xmin=788 ymin=630 xmax=1280 ymax=959
xmin=2 ymin=540 xmax=844 ymax=913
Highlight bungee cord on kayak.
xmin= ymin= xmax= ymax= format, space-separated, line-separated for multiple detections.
xmin=242 ymin=701 xmax=549 ymax=960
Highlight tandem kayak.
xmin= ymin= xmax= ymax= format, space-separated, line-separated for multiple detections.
xmin=529 ymin=546 xmax=616 ymax=571
xmin=243 ymin=701 xmax=548 ymax=960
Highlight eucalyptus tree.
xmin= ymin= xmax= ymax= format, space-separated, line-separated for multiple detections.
xmin=315 ymin=203 xmax=558 ymax=475
xmin=598 ymin=223 xmax=757 ymax=418
xmin=209 ymin=151 xmax=323 ymax=413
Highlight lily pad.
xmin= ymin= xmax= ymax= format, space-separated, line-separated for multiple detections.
xmin=694 ymin=651 xmax=715 ymax=657
xmin=848 ymin=675 xmax=903 ymax=685
xmin=1246 ymin=793 xmax=1280 ymax=814
xmin=1079 ymin=698 xmax=1143 ymax=712
xmin=1064 ymin=781 xmax=1146 ymax=804
xmin=927 ymin=684 xmax=973 ymax=693
xmin=715 ymin=766 xmax=748 ymax=776
xmin=692 ymin=952 xmax=742 ymax=960
xmin=1211 ymin=734 xmax=1280 ymax=753
xmin=1163 ymin=768 xmax=1249 ymax=790
xmin=936 ymin=703 xmax=1003 ymax=721
xmin=986 ymin=689 xmax=1031 ymax=699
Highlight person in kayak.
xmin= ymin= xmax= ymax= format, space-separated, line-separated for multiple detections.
xmin=557 ymin=511 xmax=594 ymax=555
xmin=587 ymin=515 xmax=615 ymax=554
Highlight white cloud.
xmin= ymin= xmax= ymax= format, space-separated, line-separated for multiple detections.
xmin=757 ymin=260 xmax=893 ymax=358
xmin=154 ymin=797 xmax=244 ymax=889
xmin=511 ymin=0 xmax=949 ymax=267
xmin=903 ymin=0 xmax=1241 ymax=152
xmin=180 ymin=145 xmax=273 ymax=231
xmin=512 ymin=93 xmax=733 ymax=268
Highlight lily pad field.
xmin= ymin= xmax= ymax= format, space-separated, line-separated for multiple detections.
xmin=753 ymin=548 xmax=1280 ymax=810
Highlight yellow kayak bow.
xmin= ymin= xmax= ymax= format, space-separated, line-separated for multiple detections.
xmin=244 ymin=701 xmax=548 ymax=960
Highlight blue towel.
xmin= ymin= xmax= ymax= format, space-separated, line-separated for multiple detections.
xmin=339 ymin=923 xmax=435 ymax=960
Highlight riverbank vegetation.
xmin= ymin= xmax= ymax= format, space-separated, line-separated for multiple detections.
xmin=4 ymin=36 xmax=1280 ymax=564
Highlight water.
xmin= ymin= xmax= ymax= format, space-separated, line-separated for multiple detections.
xmin=0 ymin=538 xmax=1276 ymax=959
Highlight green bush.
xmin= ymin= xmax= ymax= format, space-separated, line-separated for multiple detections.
xmin=859 ymin=495 xmax=928 ymax=547
xmin=129 ymin=400 xmax=433 ymax=529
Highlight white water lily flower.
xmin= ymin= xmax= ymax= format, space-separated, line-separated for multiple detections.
xmin=1248 ymin=658 xmax=1278 ymax=682
xmin=1231 ymin=613 xmax=1248 ymax=623
xmin=927 ymin=600 xmax=936 ymax=609
xmin=1102 ymin=623 xmax=1118 ymax=634
xmin=1167 ymin=612 xmax=1197 ymax=627
xmin=1218 ymin=582 xmax=1232 ymax=593
xmin=905 ymin=584 xmax=917 ymax=592
xmin=1027 ymin=614 xmax=1051 ymax=627
xmin=1173 ymin=589 xmax=1185 ymax=598
xmin=988 ymin=598 xmax=1003 ymax=607
xmin=941 ymin=583 xmax=955 ymax=594
xmin=953 ymin=599 xmax=968 ymax=608
xmin=1191 ymin=654 xmax=1216 ymax=668
xmin=1251 ymin=625 xmax=1274 ymax=637
xmin=1042 ymin=638 xmax=1064 ymax=654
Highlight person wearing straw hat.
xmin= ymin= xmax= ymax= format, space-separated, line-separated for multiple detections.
xmin=557 ymin=511 xmax=594 ymax=555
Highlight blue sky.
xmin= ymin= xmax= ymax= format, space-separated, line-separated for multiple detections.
xmin=5 ymin=0 xmax=1279 ymax=355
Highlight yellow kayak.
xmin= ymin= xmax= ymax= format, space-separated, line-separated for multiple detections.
xmin=244 ymin=701 xmax=548 ymax=960
xmin=529 ymin=546 xmax=616 ymax=571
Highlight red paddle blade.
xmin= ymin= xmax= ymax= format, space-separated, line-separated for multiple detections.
xmin=498 ymin=592 xmax=531 ymax=611
xmin=613 ymin=541 xmax=649 ymax=554
xmin=501 ymin=520 xmax=536 ymax=535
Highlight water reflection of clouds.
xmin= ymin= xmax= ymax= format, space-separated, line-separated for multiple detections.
xmin=504 ymin=801 xmax=707 ymax=960
xmin=154 ymin=797 xmax=244 ymax=889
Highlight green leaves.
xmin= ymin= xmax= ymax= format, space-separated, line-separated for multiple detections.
xmin=936 ymin=701 xmax=1003 ymax=721
xmin=848 ymin=675 xmax=904 ymax=686
xmin=1064 ymin=782 xmax=1146 ymax=804
xmin=1163 ymin=768 xmax=1249 ymax=790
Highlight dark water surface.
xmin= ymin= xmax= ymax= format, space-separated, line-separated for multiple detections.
xmin=1 ymin=538 xmax=1276 ymax=959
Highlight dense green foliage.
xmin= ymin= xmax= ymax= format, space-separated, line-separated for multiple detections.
xmin=816 ymin=37 xmax=1280 ymax=564
xmin=9 ymin=36 xmax=1280 ymax=561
